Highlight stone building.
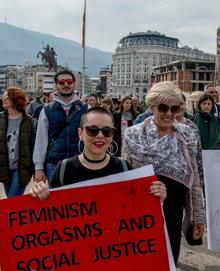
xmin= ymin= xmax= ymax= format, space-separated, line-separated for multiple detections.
xmin=112 ymin=31 xmax=215 ymax=100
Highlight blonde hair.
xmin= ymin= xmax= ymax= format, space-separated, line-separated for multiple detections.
xmin=145 ymin=81 xmax=182 ymax=107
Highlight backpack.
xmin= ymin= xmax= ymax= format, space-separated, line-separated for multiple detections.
xmin=59 ymin=158 xmax=129 ymax=186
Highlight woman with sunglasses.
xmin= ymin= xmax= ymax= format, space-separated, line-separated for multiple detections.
xmin=30 ymin=107 xmax=166 ymax=201
xmin=121 ymin=81 xmax=205 ymax=265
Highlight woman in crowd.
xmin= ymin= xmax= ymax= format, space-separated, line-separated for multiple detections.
xmin=86 ymin=93 xmax=98 ymax=109
xmin=0 ymin=87 xmax=35 ymax=197
xmin=112 ymin=98 xmax=120 ymax=112
xmin=30 ymin=107 xmax=166 ymax=203
xmin=100 ymin=97 xmax=114 ymax=114
xmin=113 ymin=96 xmax=137 ymax=156
xmin=122 ymin=81 xmax=205 ymax=265
xmin=194 ymin=94 xmax=220 ymax=150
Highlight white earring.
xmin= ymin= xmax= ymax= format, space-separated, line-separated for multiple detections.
xmin=107 ymin=140 xmax=118 ymax=156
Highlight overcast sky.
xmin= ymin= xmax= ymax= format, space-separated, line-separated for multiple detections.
xmin=0 ymin=0 xmax=219 ymax=54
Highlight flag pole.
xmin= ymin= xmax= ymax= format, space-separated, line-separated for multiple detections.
xmin=82 ymin=0 xmax=87 ymax=97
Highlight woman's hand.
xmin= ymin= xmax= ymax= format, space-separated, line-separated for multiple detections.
xmin=30 ymin=181 xmax=50 ymax=201
xmin=149 ymin=181 xmax=167 ymax=202
xmin=193 ymin=223 xmax=204 ymax=240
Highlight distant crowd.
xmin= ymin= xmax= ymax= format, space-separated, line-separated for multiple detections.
xmin=0 ymin=68 xmax=220 ymax=265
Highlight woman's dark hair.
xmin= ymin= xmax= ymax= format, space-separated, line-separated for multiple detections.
xmin=197 ymin=94 xmax=215 ymax=112
xmin=5 ymin=87 xmax=28 ymax=112
xmin=120 ymin=95 xmax=137 ymax=119
xmin=101 ymin=97 xmax=114 ymax=113
xmin=54 ymin=69 xmax=75 ymax=83
xmin=80 ymin=107 xmax=114 ymax=127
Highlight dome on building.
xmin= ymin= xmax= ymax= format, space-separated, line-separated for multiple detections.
xmin=117 ymin=31 xmax=179 ymax=49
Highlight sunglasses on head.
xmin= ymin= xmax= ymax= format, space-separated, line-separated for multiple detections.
xmin=57 ymin=79 xmax=74 ymax=86
xmin=84 ymin=125 xmax=115 ymax=137
xmin=157 ymin=103 xmax=180 ymax=114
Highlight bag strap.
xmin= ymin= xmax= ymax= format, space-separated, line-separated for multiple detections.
xmin=59 ymin=158 xmax=68 ymax=186
xmin=120 ymin=158 xmax=128 ymax=171
xmin=50 ymin=104 xmax=81 ymax=142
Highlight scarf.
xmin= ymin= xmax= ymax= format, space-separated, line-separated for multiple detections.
xmin=194 ymin=111 xmax=220 ymax=150
xmin=123 ymin=117 xmax=198 ymax=189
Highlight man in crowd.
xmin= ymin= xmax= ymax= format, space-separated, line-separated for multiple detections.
xmin=33 ymin=69 xmax=87 ymax=186
xmin=205 ymin=83 xmax=220 ymax=117
xmin=26 ymin=91 xmax=52 ymax=116
xmin=32 ymin=91 xmax=53 ymax=123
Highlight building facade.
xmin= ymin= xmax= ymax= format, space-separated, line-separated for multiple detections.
xmin=74 ymin=72 xmax=91 ymax=96
xmin=151 ymin=59 xmax=215 ymax=92
xmin=0 ymin=65 xmax=23 ymax=94
xmin=99 ymin=68 xmax=113 ymax=97
xmin=89 ymin=77 xmax=100 ymax=94
xmin=0 ymin=64 xmax=91 ymax=97
xmin=112 ymin=31 xmax=215 ymax=100
xmin=22 ymin=65 xmax=55 ymax=97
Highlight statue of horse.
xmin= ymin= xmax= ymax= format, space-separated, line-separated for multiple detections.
xmin=37 ymin=45 xmax=57 ymax=71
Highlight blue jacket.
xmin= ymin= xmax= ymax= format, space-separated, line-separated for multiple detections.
xmin=45 ymin=100 xmax=87 ymax=164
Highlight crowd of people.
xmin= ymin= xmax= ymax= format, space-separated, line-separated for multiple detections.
xmin=1 ymin=68 xmax=220 ymax=265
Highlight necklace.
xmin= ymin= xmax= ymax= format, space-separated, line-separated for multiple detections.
xmin=83 ymin=152 xmax=107 ymax=163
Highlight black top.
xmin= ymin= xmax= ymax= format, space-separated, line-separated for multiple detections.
xmin=51 ymin=155 xmax=131 ymax=188
xmin=157 ymin=175 xmax=187 ymax=207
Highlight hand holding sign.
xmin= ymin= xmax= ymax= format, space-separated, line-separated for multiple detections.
xmin=0 ymin=166 xmax=173 ymax=271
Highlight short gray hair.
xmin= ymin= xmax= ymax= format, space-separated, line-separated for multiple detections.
xmin=204 ymin=83 xmax=216 ymax=93
xmin=145 ymin=81 xmax=182 ymax=107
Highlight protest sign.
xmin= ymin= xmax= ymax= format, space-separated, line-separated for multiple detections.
xmin=203 ymin=150 xmax=220 ymax=251
xmin=0 ymin=165 xmax=172 ymax=270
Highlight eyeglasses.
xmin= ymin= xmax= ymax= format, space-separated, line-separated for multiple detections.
xmin=157 ymin=103 xmax=180 ymax=114
xmin=84 ymin=125 xmax=115 ymax=137
xmin=57 ymin=79 xmax=74 ymax=85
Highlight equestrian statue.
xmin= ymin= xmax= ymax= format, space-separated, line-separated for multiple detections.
xmin=37 ymin=44 xmax=58 ymax=72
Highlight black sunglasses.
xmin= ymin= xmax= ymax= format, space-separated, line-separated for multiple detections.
xmin=84 ymin=125 xmax=115 ymax=137
xmin=157 ymin=103 xmax=180 ymax=114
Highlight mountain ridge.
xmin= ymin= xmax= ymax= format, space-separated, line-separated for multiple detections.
xmin=0 ymin=23 xmax=113 ymax=76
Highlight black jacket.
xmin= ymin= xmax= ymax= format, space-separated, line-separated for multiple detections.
xmin=0 ymin=112 xmax=35 ymax=187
